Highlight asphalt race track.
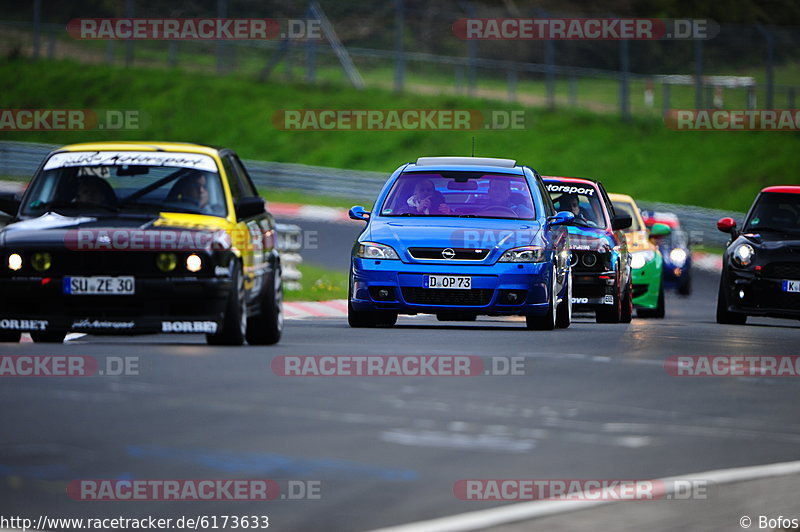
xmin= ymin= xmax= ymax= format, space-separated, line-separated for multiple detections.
xmin=1 ymin=218 xmax=799 ymax=531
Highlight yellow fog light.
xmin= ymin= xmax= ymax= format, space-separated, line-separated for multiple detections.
xmin=31 ymin=252 xmax=52 ymax=272
xmin=156 ymin=252 xmax=177 ymax=272
xmin=186 ymin=254 xmax=202 ymax=273
xmin=8 ymin=253 xmax=22 ymax=271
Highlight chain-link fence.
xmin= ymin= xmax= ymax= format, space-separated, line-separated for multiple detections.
xmin=1 ymin=1 xmax=799 ymax=119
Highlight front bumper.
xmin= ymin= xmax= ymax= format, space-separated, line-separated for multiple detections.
xmin=722 ymin=268 xmax=800 ymax=319
xmin=570 ymin=270 xmax=617 ymax=309
xmin=0 ymin=275 xmax=232 ymax=334
xmin=631 ymin=256 xmax=662 ymax=309
xmin=350 ymin=258 xmax=554 ymax=316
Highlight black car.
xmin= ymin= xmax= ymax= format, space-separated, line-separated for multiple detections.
xmin=543 ymin=176 xmax=634 ymax=323
xmin=716 ymin=185 xmax=800 ymax=324
xmin=0 ymin=142 xmax=283 ymax=345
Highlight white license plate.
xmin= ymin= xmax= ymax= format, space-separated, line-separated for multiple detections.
xmin=64 ymin=276 xmax=135 ymax=295
xmin=424 ymin=275 xmax=472 ymax=289
xmin=782 ymin=280 xmax=800 ymax=293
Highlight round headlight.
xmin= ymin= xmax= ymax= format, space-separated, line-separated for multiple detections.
xmin=733 ymin=244 xmax=754 ymax=267
xmin=669 ymin=248 xmax=687 ymax=266
xmin=156 ymin=252 xmax=177 ymax=272
xmin=186 ymin=253 xmax=203 ymax=272
xmin=7 ymin=253 xmax=22 ymax=271
xmin=31 ymin=252 xmax=52 ymax=272
xmin=581 ymin=253 xmax=598 ymax=267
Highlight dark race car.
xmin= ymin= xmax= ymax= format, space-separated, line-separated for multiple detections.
xmin=0 ymin=141 xmax=283 ymax=345
xmin=716 ymin=185 xmax=800 ymax=324
xmin=544 ymin=177 xmax=633 ymax=323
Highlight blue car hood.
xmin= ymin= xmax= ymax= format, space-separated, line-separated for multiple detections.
xmin=365 ymin=217 xmax=542 ymax=261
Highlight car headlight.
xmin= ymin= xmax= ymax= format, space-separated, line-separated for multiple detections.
xmin=356 ymin=242 xmax=399 ymax=260
xmin=669 ymin=248 xmax=687 ymax=266
xmin=499 ymin=246 xmax=546 ymax=263
xmin=732 ymin=244 xmax=754 ymax=267
xmin=186 ymin=253 xmax=203 ymax=272
xmin=630 ymin=250 xmax=655 ymax=270
xmin=7 ymin=253 xmax=22 ymax=271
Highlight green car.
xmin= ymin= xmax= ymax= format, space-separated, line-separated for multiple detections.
xmin=610 ymin=194 xmax=671 ymax=318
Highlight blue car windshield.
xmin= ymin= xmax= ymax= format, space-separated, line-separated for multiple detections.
xmin=380 ymin=172 xmax=536 ymax=220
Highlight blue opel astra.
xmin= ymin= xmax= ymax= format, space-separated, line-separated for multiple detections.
xmin=348 ymin=157 xmax=574 ymax=330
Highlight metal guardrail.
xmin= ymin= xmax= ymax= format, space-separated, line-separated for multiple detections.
xmin=274 ymin=223 xmax=303 ymax=291
xmin=0 ymin=141 xmax=743 ymax=247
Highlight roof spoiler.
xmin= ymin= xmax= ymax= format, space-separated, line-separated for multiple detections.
xmin=415 ymin=156 xmax=516 ymax=168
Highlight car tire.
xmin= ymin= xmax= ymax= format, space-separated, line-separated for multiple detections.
xmin=555 ymin=271 xmax=572 ymax=329
xmin=347 ymin=285 xmax=397 ymax=328
xmin=245 ymin=266 xmax=283 ymax=345
xmin=596 ymin=275 xmax=622 ymax=324
xmin=0 ymin=331 xmax=21 ymax=343
xmin=620 ymin=279 xmax=633 ymax=323
xmin=348 ymin=304 xmax=396 ymax=328
xmin=527 ymin=267 xmax=557 ymax=330
xmin=207 ymin=262 xmax=247 ymax=346
xmin=30 ymin=331 xmax=66 ymax=343
xmin=716 ymin=275 xmax=747 ymax=325
xmin=678 ymin=273 xmax=692 ymax=296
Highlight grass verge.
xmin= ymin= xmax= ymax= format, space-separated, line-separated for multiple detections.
xmin=284 ymin=262 xmax=348 ymax=302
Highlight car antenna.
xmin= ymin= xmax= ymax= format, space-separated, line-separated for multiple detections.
xmin=471 ymin=136 xmax=475 ymax=157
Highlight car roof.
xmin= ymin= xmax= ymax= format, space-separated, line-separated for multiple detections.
xmin=53 ymin=141 xmax=222 ymax=157
xmin=642 ymin=211 xmax=681 ymax=229
xmin=761 ymin=185 xmax=800 ymax=194
xmin=415 ymin=156 xmax=516 ymax=168
xmin=542 ymin=176 xmax=599 ymax=185
xmin=608 ymin=192 xmax=635 ymax=203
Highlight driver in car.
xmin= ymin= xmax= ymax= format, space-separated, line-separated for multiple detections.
xmin=73 ymin=176 xmax=117 ymax=206
xmin=485 ymin=180 xmax=533 ymax=217
xmin=170 ymin=172 xmax=212 ymax=213
xmin=558 ymin=193 xmax=597 ymax=227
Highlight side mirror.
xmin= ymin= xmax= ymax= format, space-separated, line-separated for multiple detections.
xmin=612 ymin=213 xmax=633 ymax=231
xmin=717 ymin=217 xmax=737 ymax=234
xmin=649 ymin=222 xmax=672 ymax=237
xmin=0 ymin=192 xmax=21 ymax=218
xmin=235 ymin=197 xmax=266 ymax=220
xmin=548 ymin=211 xmax=575 ymax=226
xmin=349 ymin=205 xmax=371 ymax=222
